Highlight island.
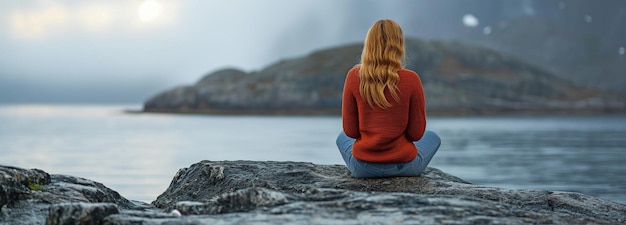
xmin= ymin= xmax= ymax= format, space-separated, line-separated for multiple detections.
xmin=143 ymin=38 xmax=626 ymax=116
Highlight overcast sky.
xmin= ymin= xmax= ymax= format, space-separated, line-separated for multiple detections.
xmin=0 ymin=1 xmax=373 ymax=103
xmin=0 ymin=0 xmax=578 ymax=104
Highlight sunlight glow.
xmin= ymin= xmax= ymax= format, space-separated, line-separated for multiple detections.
xmin=78 ymin=3 xmax=115 ymax=32
xmin=138 ymin=0 xmax=164 ymax=23
xmin=8 ymin=4 xmax=69 ymax=39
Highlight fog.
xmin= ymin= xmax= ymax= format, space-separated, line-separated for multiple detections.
xmin=0 ymin=0 xmax=623 ymax=103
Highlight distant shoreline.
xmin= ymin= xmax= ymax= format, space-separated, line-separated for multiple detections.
xmin=131 ymin=108 xmax=626 ymax=117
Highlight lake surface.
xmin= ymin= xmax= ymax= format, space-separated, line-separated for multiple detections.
xmin=1 ymin=104 xmax=625 ymax=204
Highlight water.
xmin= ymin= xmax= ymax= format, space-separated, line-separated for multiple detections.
xmin=1 ymin=104 xmax=625 ymax=204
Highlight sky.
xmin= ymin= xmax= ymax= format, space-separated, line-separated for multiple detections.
xmin=1 ymin=0 xmax=619 ymax=104
xmin=0 ymin=0 xmax=374 ymax=103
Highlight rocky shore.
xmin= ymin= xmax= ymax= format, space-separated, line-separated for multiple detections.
xmin=1 ymin=161 xmax=625 ymax=225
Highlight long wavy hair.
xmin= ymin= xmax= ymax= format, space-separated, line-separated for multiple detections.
xmin=359 ymin=19 xmax=405 ymax=108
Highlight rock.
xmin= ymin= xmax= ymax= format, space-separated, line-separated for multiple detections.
xmin=173 ymin=187 xmax=289 ymax=215
xmin=143 ymin=86 xmax=199 ymax=112
xmin=143 ymin=38 xmax=626 ymax=115
xmin=46 ymin=203 xmax=118 ymax=225
xmin=150 ymin=160 xmax=626 ymax=224
xmin=0 ymin=165 xmax=151 ymax=225
xmin=2 ymin=162 xmax=625 ymax=225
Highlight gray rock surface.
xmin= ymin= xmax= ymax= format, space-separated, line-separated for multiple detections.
xmin=46 ymin=203 xmax=119 ymax=225
xmin=2 ymin=161 xmax=625 ymax=225
xmin=0 ymin=165 xmax=152 ymax=225
xmin=150 ymin=160 xmax=626 ymax=224
xmin=143 ymin=38 xmax=626 ymax=115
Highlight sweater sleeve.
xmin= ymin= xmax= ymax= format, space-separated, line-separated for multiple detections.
xmin=342 ymin=70 xmax=360 ymax=138
xmin=405 ymin=74 xmax=426 ymax=141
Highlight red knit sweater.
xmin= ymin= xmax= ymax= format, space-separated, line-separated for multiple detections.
xmin=342 ymin=66 xmax=426 ymax=163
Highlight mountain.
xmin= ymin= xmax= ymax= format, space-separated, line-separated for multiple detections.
xmin=343 ymin=0 xmax=626 ymax=91
xmin=143 ymin=38 xmax=625 ymax=115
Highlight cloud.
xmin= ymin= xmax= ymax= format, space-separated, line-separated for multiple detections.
xmin=7 ymin=2 xmax=69 ymax=39
xmin=4 ymin=0 xmax=180 ymax=40
xmin=0 ymin=0 xmax=464 ymax=103
xmin=77 ymin=2 xmax=116 ymax=32
xmin=5 ymin=0 xmax=616 ymax=103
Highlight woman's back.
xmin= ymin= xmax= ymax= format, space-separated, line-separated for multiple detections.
xmin=342 ymin=66 xmax=426 ymax=163
xmin=336 ymin=19 xmax=440 ymax=178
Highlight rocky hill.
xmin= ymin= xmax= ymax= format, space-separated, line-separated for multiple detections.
xmin=2 ymin=161 xmax=625 ymax=224
xmin=143 ymin=38 xmax=625 ymax=115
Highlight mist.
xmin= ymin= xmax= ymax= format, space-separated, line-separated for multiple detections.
xmin=1 ymin=0 xmax=623 ymax=103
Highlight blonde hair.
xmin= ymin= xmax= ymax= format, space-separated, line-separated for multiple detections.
xmin=359 ymin=19 xmax=405 ymax=108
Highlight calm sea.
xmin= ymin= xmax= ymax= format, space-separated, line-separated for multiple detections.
xmin=1 ymin=104 xmax=625 ymax=204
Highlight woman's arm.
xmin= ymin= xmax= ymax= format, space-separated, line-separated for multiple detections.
xmin=342 ymin=70 xmax=360 ymax=138
xmin=406 ymin=75 xmax=426 ymax=141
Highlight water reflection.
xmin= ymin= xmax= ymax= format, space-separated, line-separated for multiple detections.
xmin=429 ymin=117 xmax=626 ymax=204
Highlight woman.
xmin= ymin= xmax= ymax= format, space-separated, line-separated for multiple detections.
xmin=336 ymin=19 xmax=441 ymax=178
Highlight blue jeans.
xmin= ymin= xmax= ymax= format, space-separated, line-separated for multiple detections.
xmin=336 ymin=130 xmax=441 ymax=178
